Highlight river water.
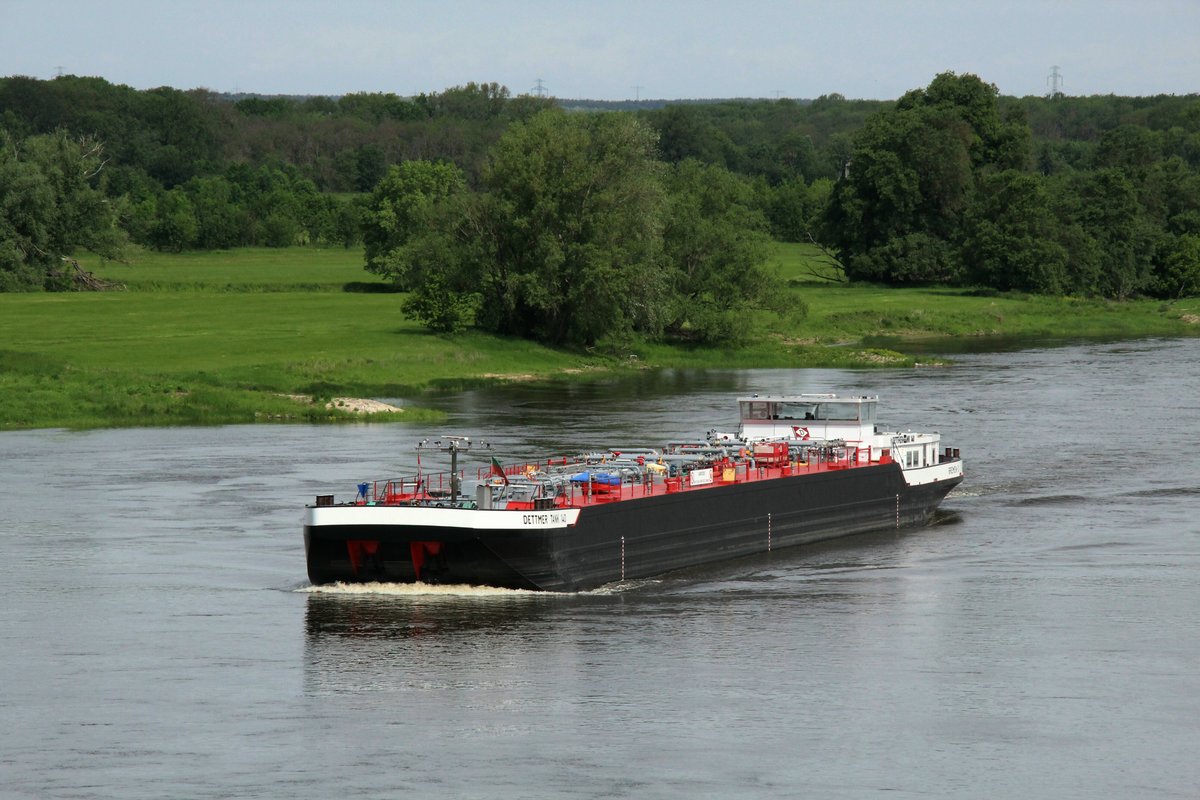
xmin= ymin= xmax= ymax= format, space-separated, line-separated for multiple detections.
xmin=1 ymin=338 xmax=1198 ymax=799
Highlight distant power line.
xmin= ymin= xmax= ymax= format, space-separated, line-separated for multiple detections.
xmin=532 ymin=78 xmax=548 ymax=97
xmin=1046 ymin=65 xmax=1063 ymax=97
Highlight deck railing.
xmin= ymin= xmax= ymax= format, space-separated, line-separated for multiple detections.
xmin=351 ymin=445 xmax=889 ymax=508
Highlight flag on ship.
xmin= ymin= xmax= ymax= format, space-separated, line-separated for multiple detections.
xmin=490 ymin=456 xmax=509 ymax=485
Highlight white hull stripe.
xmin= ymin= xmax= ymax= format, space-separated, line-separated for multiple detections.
xmin=902 ymin=460 xmax=963 ymax=487
xmin=306 ymin=505 xmax=582 ymax=530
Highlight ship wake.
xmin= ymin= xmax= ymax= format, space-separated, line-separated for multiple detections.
xmin=298 ymin=581 xmax=543 ymax=598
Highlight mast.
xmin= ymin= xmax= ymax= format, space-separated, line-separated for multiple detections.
xmin=417 ymin=436 xmax=490 ymax=498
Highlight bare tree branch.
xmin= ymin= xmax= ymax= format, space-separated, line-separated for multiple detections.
xmin=54 ymin=256 xmax=125 ymax=291
xmin=802 ymin=231 xmax=847 ymax=283
xmin=78 ymin=136 xmax=109 ymax=178
xmin=82 ymin=156 xmax=110 ymax=180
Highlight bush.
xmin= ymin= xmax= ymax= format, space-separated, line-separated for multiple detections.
xmin=262 ymin=213 xmax=298 ymax=248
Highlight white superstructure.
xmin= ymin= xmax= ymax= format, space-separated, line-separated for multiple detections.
xmin=736 ymin=394 xmax=960 ymax=485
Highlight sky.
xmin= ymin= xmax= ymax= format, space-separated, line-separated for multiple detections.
xmin=2 ymin=0 xmax=1197 ymax=101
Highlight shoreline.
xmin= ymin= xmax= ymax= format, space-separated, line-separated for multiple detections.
xmin=283 ymin=394 xmax=405 ymax=414
xmin=3 ymin=244 xmax=1198 ymax=432
xmin=3 ymin=332 xmax=1198 ymax=432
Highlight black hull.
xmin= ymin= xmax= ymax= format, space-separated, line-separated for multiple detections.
xmin=305 ymin=461 xmax=961 ymax=592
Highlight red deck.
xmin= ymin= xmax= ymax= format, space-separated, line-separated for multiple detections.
xmin=355 ymin=447 xmax=892 ymax=510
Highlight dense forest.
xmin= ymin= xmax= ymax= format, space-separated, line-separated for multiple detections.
xmin=2 ymin=73 xmax=1198 ymax=342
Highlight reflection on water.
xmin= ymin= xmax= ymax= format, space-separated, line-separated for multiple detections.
xmin=859 ymin=332 xmax=1190 ymax=355
xmin=304 ymin=590 xmax=561 ymax=641
xmin=3 ymin=338 xmax=1200 ymax=799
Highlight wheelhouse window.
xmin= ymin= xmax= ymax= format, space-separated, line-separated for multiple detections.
xmin=741 ymin=398 xmax=876 ymax=423
xmin=816 ymin=402 xmax=861 ymax=421
xmin=741 ymin=401 xmax=771 ymax=421
xmin=776 ymin=402 xmax=817 ymax=420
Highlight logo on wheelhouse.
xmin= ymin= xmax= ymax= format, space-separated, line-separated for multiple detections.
xmin=791 ymin=426 xmax=811 ymax=440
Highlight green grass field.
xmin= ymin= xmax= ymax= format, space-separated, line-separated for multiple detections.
xmin=93 ymin=245 xmax=388 ymax=291
xmin=760 ymin=242 xmax=1199 ymax=342
xmin=1 ymin=243 xmax=1197 ymax=430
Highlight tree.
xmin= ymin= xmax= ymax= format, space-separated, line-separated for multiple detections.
xmin=361 ymin=160 xmax=468 ymax=285
xmin=660 ymin=160 xmax=773 ymax=342
xmin=148 ymin=188 xmax=198 ymax=252
xmin=0 ymin=144 xmax=50 ymax=290
xmin=849 ymin=232 xmax=960 ymax=285
xmin=233 ymin=165 xmax=307 ymax=247
xmin=1055 ymin=168 xmax=1155 ymax=298
xmin=962 ymin=170 xmax=1069 ymax=293
xmin=398 ymin=233 xmax=480 ymax=333
xmin=261 ymin=212 xmax=298 ymax=247
xmin=420 ymin=82 xmax=510 ymax=120
xmin=824 ymin=106 xmax=973 ymax=283
xmin=0 ymin=130 xmax=125 ymax=290
xmin=765 ymin=176 xmax=831 ymax=242
xmin=898 ymin=72 xmax=1010 ymax=168
xmin=235 ymin=97 xmax=296 ymax=118
xmin=653 ymin=104 xmax=731 ymax=166
xmin=141 ymin=87 xmax=218 ymax=187
xmin=354 ymin=144 xmax=388 ymax=192
xmin=377 ymin=183 xmax=483 ymax=333
xmin=336 ymin=92 xmax=424 ymax=123
xmin=1095 ymin=124 xmax=1161 ymax=176
xmin=186 ymin=176 xmax=242 ymax=249
xmin=992 ymin=105 xmax=1035 ymax=171
xmin=332 ymin=196 xmax=364 ymax=248
xmin=822 ymin=72 xmax=1037 ymax=285
xmin=1141 ymin=157 xmax=1200 ymax=236
xmin=1152 ymin=233 xmax=1200 ymax=298
xmin=472 ymin=111 xmax=669 ymax=345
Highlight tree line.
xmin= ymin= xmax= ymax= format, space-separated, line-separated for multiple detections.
xmin=2 ymin=72 xmax=1198 ymax=310
xmin=821 ymin=73 xmax=1200 ymax=299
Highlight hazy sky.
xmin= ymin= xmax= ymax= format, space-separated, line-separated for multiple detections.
xmin=3 ymin=0 xmax=1197 ymax=100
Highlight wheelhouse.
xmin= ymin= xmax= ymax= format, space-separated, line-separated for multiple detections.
xmin=738 ymin=394 xmax=879 ymax=443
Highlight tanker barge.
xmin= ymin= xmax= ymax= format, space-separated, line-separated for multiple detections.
xmin=303 ymin=394 xmax=963 ymax=591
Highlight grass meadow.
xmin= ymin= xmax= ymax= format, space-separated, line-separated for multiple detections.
xmin=1 ymin=243 xmax=1197 ymax=430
